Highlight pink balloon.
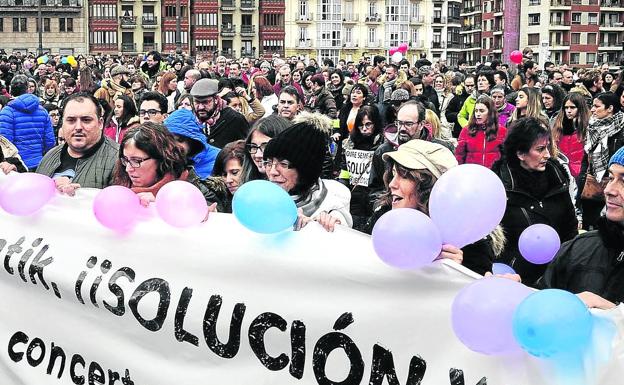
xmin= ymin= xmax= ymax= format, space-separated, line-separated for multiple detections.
xmin=429 ymin=164 xmax=507 ymax=248
xmin=0 ymin=173 xmax=55 ymax=216
xmin=156 ymin=181 xmax=208 ymax=227
xmin=389 ymin=47 xmax=398 ymax=55
xmin=519 ymin=224 xmax=561 ymax=264
xmin=372 ymin=208 xmax=442 ymax=269
xmin=510 ymin=50 xmax=523 ymax=64
xmin=93 ymin=186 xmax=141 ymax=232
xmin=398 ymin=43 xmax=408 ymax=54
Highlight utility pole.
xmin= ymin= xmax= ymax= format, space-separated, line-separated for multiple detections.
xmin=38 ymin=0 xmax=43 ymax=56
xmin=175 ymin=0 xmax=181 ymax=51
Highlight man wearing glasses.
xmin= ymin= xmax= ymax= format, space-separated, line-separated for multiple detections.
xmin=36 ymin=93 xmax=119 ymax=195
xmin=138 ymin=92 xmax=168 ymax=124
xmin=190 ymin=78 xmax=249 ymax=148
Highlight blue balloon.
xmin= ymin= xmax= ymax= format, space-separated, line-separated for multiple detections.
xmin=61 ymin=57 xmax=69 ymax=64
xmin=232 ymin=180 xmax=298 ymax=234
xmin=492 ymin=263 xmax=516 ymax=275
xmin=512 ymin=289 xmax=593 ymax=358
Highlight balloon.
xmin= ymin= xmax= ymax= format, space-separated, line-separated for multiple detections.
xmin=0 ymin=173 xmax=55 ymax=216
xmin=93 ymin=186 xmax=141 ymax=232
xmin=510 ymin=50 xmax=523 ymax=64
xmin=398 ymin=42 xmax=408 ymax=54
xmin=389 ymin=47 xmax=398 ymax=55
xmin=518 ymin=224 xmax=561 ymax=264
xmin=372 ymin=208 xmax=442 ymax=269
xmin=37 ymin=57 xmax=44 ymax=64
xmin=68 ymin=57 xmax=77 ymax=67
xmin=492 ymin=262 xmax=516 ymax=275
xmin=155 ymin=181 xmax=208 ymax=228
xmin=391 ymin=51 xmax=403 ymax=64
xmin=452 ymin=277 xmax=533 ymax=355
xmin=232 ymin=180 xmax=298 ymax=234
xmin=513 ymin=289 xmax=593 ymax=358
xmin=429 ymin=164 xmax=506 ymax=248
xmin=61 ymin=57 xmax=68 ymax=64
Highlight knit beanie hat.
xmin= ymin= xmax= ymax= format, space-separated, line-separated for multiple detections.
xmin=609 ymin=146 xmax=624 ymax=167
xmin=263 ymin=112 xmax=330 ymax=193
xmin=391 ymin=89 xmax=410 ymax=103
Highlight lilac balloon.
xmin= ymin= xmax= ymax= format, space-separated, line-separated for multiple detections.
xmin=156 ymin=181 xmax=208 ymax=227
xmin=93 ymin=186 xmax=141 ymax=231
xmin=492 ymin=263 xmax=516 ymax=275
xmin=452 ymin=277 xmax=533 ymax=355
xmin=0 ymin=173 xmax=56 ymax=216
xmin=519 ymin=224 xmax=561 ymax=264
xmin=372 ymin=208 xmax=442 ymax=269
xmin=429 ymin=164 xmax=506 ymax=248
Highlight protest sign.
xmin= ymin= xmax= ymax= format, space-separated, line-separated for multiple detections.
xmin=344 ymin=149 xmax=374 ymax=187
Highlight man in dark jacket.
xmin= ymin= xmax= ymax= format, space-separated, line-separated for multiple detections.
xmin=539 ymin=148 xmax=624 ymax=308
xmin=190 ymin=78 xmax=249 ymax=148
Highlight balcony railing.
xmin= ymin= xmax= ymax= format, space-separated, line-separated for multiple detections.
xmin=142 ymin=16 xmax=157 ymax=27
xmin=221 ymin=24 xmax=236 ymax=36
xmin=550 ymin=19 xmax=571 ymax=25
xmin=143 ymin=43 xmax=158 ymax=52
xmin=364 ymin=15 xmax=382 ymax=22
xmin=601 ymin=0 xmax=624 ymax=6
xmin=343 ymin=13 xmax=359 ymax=22
xmin=601 ymin=20 xmax=624 ymax=26
xmin=448 ymin=16 xmax=462 ymax=23
xmin=550 ymin=40 xmax=571 ymax=46
xmin=119 ymin=15 xmax=136 ymax=27
xmin=410 ymin=15 xmax=425 ymax=23
xmin=367 ymin=39 xmax=383 ymax=48
xmin=462 ymin=24 xmax=482 ymax=31
xmin=410 ymin=40 xmax=425 ymax=48
xmin=240 ymin=48 xmax=255 ymax=56
xmin=551 ymin=0 xmax=572 ymax=5
xmin=296 ymin=12 xmax=313 ymax=21
xmin=240 ymin=0 xmax=255 ymax=9
xmin=121 ymin=43 xmax=136 ymax=52
xmin=1 ymin=0 xmax=82 ymax=11
xmin=240 ymin=25 xmax=255 ymax=35
xmin=342 ymin=40 xmax=358 ymax=48
xmin=447 ymin=42 xmax=462 ymax=48
xmin=297 ymin=40 xmax=312 ymax=48
xmin=431 ymin=41 xmax=446 ymax=49
xmin=461 ymin=5 xmax=482 ymax=13
xmin=432 ymin=16 xmax=447 ymax=23
xmin=220 ymin=0 xmax=235 ymax=10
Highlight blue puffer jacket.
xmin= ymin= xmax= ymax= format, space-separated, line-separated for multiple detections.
xmin=164 ymin=109 xmax=220 ymax=178
xmin=0 ymin=94 xmax=55 ymax=169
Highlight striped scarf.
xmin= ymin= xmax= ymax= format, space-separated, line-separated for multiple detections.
xmin=585 ymin=110 xmax=624 ymax=179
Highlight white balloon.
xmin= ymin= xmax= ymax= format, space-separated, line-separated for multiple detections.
xmin=391 ymin=51 xmax=403 ymax=63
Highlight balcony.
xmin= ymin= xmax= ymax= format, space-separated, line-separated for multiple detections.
xmin=221 ymin=24 xmax=236 ymax=36
xmin=342 ymin=40 xmax=358 ymax=49
xmin=121 ymin=43 xmax=136 ymax=52
xmin=220 ymin=0 xmax=235 ymax=11
xmin=119 ymin=15 xmax=136 ymax=28
xmin=600 ymin=20 xmax=624 ymax=27
xmin=367 ymin=39 xmax=383 ymax=48
xmin=295 ymin=12 xmax=313 ymax=22
xmin=550 ymin=40 xmax=571 ymax=49
xmin=141 ymin=16 xmax=157 ymax=28
xmin=461 ymin=5 xmax=482 ymax=14
xmin=601 ymin=0 xmax=624 ymax=7
xmin=297 ymin=39 xmax=313 ymax=48
xmin=448 ymin=16 xmax=462 ymax=24
xmin=240 ymin=48 xmax=255 ymax=56
xmin=431 ymin=41 xmax=446 ymax=49
xmin=218 ymin=50 xmax=235 ymax=59
xmin=0 ymin=0 xmax=82 ymax=12
xmin=549 ymin=19 xmax=571 ymax=28
xmin=447 ymin=42 xmax=462 ymax=49
xmin=461 ymin=24 xmax=482 ymax=32
xmin=410 ymin=15 xmax=424 ymax=24
xmin=599 ymin=40 xmax=622 ymax=49
xmin=432 ymin=16 xmax=447 ymax=24
xmin=240 ymin=24 xmax=255 ymax=36
xmin=143 ymin=43 xmax=158 ymax=52
xmin=240 ymin=0 xmax=256 ymax=10
xmin=550 ymin=0 xmax=572 ymax=7
xmin=464 ymin=42 xmax=480 ymax=49
xmin=89 ymin=43 xmax=117 ymax=52
xmin=343 ymin=13 xmax=358 ymax=23
xmin=364 ymin=15 xmax=382 ymax=23
xmin=410 ymin=40 xmax=425 ymax=48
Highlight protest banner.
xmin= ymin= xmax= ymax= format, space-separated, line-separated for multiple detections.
xmin=344 ymin=149 xmax=374 ymax=187
xmin=0 ymin=185 xmax=623 ymax=385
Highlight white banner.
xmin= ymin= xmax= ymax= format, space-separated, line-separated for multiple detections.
xmin=345 ymin=149 xmax=374 ymax=187
xmin=0 ymin=179 xmax=623 ymax=385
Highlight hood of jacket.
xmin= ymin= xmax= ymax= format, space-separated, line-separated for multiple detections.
xmin=164 ymin=109 xmax=208 ymax=156
xmin=7 ymin=93 xmax=41 ymax=113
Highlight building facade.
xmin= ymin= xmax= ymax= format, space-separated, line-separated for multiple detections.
xmin=0 ymin=0 xmax=88 ymax=55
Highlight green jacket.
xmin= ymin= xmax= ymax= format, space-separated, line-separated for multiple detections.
xmin=457 ymin=95 xmax=476 ymax=129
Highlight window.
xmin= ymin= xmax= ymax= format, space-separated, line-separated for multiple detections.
xmin=571 ymin=33 xmax=580 ymax=44
xmin=12 ymin=17 xmax=27 ymax=32
xmin=59 ymin=18 xmax=73 ymax=32
xmin=586 ymin=52 xmax=596 ymax=64
xmin=571 ymin=12 xmax=581 ymax=24
xmin=298 ymin=26 xmax=308 ymax=41
xmin=298 ymin=0 xmax=308 ymax=17
xmin=587 ymin=32 xmax=596 ymax=44
xmin=588 ymin=13 xmax=598 ymax=24
xmin=263 ymin=13 xmax=283 ymax=26
xmin=195 ymin=38 xmax=217 ymax=52
xmin=368 ymin=1 xmax=376 ymax=17
xmin=368 ymin=27 xmax=376 ymax=43
xmin=165 ymin=6 xmax=187 ymax=17
xmin=528 ymin=33 xmax=540 ymax=45
xmin=528 ymin=14 xmax=540 ymax=25
xmin=0 ymin=18 xmax=3 ymax=32
xmin=529 ymin=0 xmax=540 ymax=4
xmin=195 ymin=13 xmax=217 ymax=26
xmin=164 ymin=30 xmax=188 ymax=44
xmin=570 ymin=52 xmax=579 ymax=64
xmin=90 ymin=4 xmax=116 ymax=18
xmin=37 ymin=18 xmax=51 ymax=32
xmin=90 ymin=31 xmax=118 ymax=44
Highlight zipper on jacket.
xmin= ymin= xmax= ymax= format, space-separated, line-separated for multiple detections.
xmin=618 ymin=252 xmax=624 ymax=263
xmin=482 ymin=133 xmax=487 ymax=166
xmin=520 ymin=207 xmax=532 ymax=226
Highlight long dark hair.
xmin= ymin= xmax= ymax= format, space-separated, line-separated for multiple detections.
xmin=115 ymin=94 xmax=137 ymax=128
xmin=552 ymin=92 xmax=590 ymax=142
xmin=467 ymin=94 xmax=499 ymax=141
xmin=494 ymin=117 xmax=551 ymax=169
xmin=241 ymin=115 xmax=292 ymax=183
xmin=112 ymin=122 xmax=187 ymax=187
xmin=212 ymin=140 xmax=247 ymax=178
xmin=350 ymin=105 xmax=382 ymax=148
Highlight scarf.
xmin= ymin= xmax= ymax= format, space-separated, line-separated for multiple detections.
xmin=293 ymin=179 xmax=328 ymax=217
xmin=585 ymin=111 xmax=624 ymax=179
xmin=203 ymin=97 xmax=226 ymax=136
xmin=131 ymin=170 xmax=189 ymax=196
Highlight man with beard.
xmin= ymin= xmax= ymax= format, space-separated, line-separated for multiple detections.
xmin=367 ymin=100 xmax=452 ymax=206
xmin=94 ymin=64 xmax=134 ymax=111
xmin=140 ymin=50 xmax=164 ymax=86
xmin=190 ymin=78 xmax=249 ymax=148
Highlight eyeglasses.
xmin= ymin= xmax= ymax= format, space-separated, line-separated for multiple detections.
xmin=261 ymin=159 xmax=293 ymax=170
xmin=395 ymin=120 xmax=418 ymax=129
xmin=359 ymin=122 xmax=375 ymax=129
xmin=120 ymin=156 xmax=152 ymax=168
xmin=246 ymin=143 xmax=268 ymax=154
xmin=138 ymin=109 xmax=162 ymax=117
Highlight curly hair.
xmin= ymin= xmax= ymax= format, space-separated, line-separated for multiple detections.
xmin=111 ymin=122 xmax=187 ymax=187
xmin=379 ymin=160 xmax=436 ymax=215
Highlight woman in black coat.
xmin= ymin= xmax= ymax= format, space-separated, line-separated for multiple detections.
xmin=492 ymin=117 xmax=578 ymax=287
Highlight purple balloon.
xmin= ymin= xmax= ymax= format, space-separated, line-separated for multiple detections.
xmin=156 ymin=181 xmax=208 ymax=227
xmin=452 ymin=277 xmax=533 ymax=355
xmin=93 ymin=186 xmax=141 ymax=232
xmin=429 ymin=164 xmax=507 ymax=248
xmin=519 ymin=224 xmax=561 ymax=264
xmin=492 ymin=263 xmax=516 ymax=275
xmin=0 ymin=173 xmax=56 ymax=216
xmin=372 ymin=208 xmax=442 ymax=269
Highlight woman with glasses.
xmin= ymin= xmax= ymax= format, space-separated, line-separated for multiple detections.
xmin=263 ymin=113 xmax=352 ymax=232
xmin=111 ymin=122 xmax=222 ymax=209
xmin=242 ymin=115 xmax=292 ymax=183
xmin=104 ymin=95 xmax=139 ymax=144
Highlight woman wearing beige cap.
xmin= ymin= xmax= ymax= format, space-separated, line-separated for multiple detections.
xmin=365 ymin=139 xmax=501 ymax=275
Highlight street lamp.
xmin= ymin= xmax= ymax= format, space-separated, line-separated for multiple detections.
xmin=38 ymin=0 xmax=43 ymax=56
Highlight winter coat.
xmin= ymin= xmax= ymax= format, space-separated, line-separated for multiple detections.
xmin=205 ymin=107 xmax=250 ymax=149
xmin=497 ymin=102 xmax=515 ymax=128
xmin=295 ymin=178 xmax=353 ymax=228
xmin=457 ymin=94 xmax=476 ymax=129
xmin=455 ymin=125 xmax=506 ymax=168
xmin=306 ymin=87 xmax=338 ymax=119
xmin=539 ymin=217 xmax=624 ymax=304
xmin=0 ymin=93 xmax=55 ymax=169
xmin=93 ymin=79 xmax=134 ymax=111
xmin=0 ymin=135 xmax=27 ymax=172
xmin=493 ymin=159 xmax=578 ymax=287
xmin=557 ymin=132 xmax=584 ymax=178
xmin=104 ymin=116 xmax=140 ymax=144
xmin=445 ymin=91 xmax=469 ymax=138
xmin=260 ymin=93 xmax=278 ymax=118
xmin=164 ymin=109 xmax=220 ymax=178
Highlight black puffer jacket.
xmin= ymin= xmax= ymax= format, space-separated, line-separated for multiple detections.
xmin=493 ymin=159 xmax=578 ymax=287
xmin=539 ymin=217 xmax=624 ymax=304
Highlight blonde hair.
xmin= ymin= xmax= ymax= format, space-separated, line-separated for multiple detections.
xmin=425 ymin=109 xmax=442 ymax=139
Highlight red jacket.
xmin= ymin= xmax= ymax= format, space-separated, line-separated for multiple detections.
xmin=455 ymin=125 xmax=507 ymax=168
xmin=103 ymin=116 xmax=140 ymax=144
xmin=557 ymin=133 xmax=584 ymax=178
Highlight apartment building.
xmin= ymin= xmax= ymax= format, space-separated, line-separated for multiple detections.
xmin=0 ymin=0 xmax=88 ymax=55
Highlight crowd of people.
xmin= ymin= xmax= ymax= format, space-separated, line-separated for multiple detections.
xmin=0 ymin=47 xmax=623 ymax=309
